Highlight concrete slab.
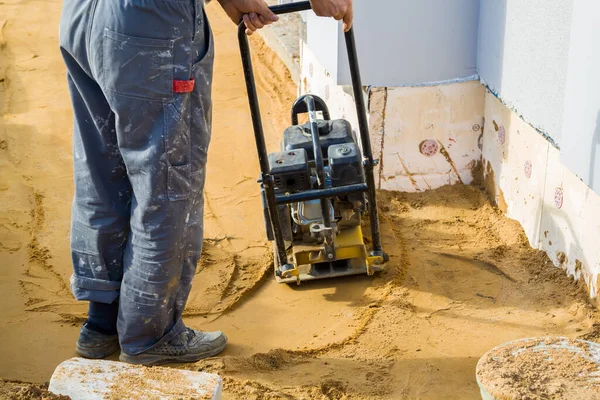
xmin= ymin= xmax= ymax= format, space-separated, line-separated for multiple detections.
xmin=49 ymin=358 xmax=222 ymax=399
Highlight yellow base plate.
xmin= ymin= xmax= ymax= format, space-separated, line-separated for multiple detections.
xmin=274 ymin=225 xmax=384 ymax=284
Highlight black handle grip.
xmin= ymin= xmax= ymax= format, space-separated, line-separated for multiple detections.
xmin=268 ymin=1 xmax=312 ymax=15
xmin=237 ymin=1 xmax=311 ymax=27
xmin=291 ymin=94 xmax=330 ymax=125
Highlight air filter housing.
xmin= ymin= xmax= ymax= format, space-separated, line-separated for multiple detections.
xmin=268 ymin=148 xmax=310 ymax=194
xmin=328 ymin=143 xmax=364 ymax=187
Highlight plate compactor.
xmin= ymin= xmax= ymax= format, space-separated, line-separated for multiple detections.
xmin=238 ymin=2 xmax=388 ymax=284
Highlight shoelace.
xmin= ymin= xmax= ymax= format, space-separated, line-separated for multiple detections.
xmin=186 ymin=328 xmax=196 ymax=341
xmin=170 ymin=328 xmax=196 ymax=346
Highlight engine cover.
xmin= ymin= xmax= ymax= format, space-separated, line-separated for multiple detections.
xmin=282 ymin=119 xmax=355 ymax=160
xmin=328 ymin=143 xmax=364 ymax=186
xmin=268 ymin=148 xmax=310 ymax=194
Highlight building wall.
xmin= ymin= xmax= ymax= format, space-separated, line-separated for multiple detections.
xmin=300 ymin=43 xmax=485 ymax=192
xmin=368 ymin=83 xmax=485 ymax=191
xmin=478 ymin=0 xmax=600 ymax=193
xmin=560 ymin=0 xmax=600 ymax=193
xmin=477 ymin=0 xmax=574 ymax=145
xmin=306 ymin=0 xmax=480 ymax=86
xmin=482 ymin=92 xmax=600 ymax=298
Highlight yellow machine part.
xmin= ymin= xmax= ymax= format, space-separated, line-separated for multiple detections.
xmin=275 ymin=225 xmax=385 ymax=283
xmin=291 ymin=225 xmax=383 ymax=270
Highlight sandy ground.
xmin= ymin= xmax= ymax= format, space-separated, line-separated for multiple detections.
xmin=1 ymin=1 xmax=599 ymax=399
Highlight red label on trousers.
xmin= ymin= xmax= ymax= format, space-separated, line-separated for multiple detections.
xmin=173 ymin=79 xmax=195 ymax=93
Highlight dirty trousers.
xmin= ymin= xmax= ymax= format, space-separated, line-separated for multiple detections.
xmin=59 ymin=0 xmax=214 ymax=355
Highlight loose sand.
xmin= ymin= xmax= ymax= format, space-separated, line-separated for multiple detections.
xmin=1 ymin=1 xmax=599 ymax=399
xmin=477 ymin=337 xmax=600 ymax=399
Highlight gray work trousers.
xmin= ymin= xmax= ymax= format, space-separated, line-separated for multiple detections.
xmin=59 ymin=0 xmax=214 ymax=355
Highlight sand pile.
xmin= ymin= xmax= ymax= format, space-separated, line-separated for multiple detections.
xmin=0 ymin=380 xmax=69 ymax=400
xmin=187 ymin=186 xmax=600 ymax=399
xmin=477 ymin=337 xmax=600 ymax=399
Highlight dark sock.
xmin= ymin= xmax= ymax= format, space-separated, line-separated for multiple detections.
xmin=85 ymin=301 xmax=118 ymax=335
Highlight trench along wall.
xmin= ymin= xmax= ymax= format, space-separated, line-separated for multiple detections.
xmin=482 ymin=91 xmax=600 ymax=299
xmin=299 ymin=41 xmax=600 ymax=299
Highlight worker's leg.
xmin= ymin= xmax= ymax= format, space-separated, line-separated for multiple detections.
xmin=89 ymin=0 xmax=223 ymax=358
xmin=59 ymin=0 xmax=131 ymax=357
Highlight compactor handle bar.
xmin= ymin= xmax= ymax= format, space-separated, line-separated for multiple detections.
xmin=237 ymin=1 xmax=387 ymax=266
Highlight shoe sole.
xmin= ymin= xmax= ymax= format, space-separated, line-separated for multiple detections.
xmin=76 ymin=342 xmax=120 ymax=359
xmin=119 ymin=342 xmax=227 ymax=366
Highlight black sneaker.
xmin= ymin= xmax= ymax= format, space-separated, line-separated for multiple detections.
xmin=75 ymin=325 xmax=120 ymax=359
xmin=119 ymin=328 xmax=227 ymax=366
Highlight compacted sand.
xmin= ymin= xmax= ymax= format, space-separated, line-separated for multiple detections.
xmin=1 ymin=2 xmax=599 ymax=399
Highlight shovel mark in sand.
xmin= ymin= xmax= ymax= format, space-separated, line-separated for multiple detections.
xmin=435 ymin=252 xmax=516 ymax=282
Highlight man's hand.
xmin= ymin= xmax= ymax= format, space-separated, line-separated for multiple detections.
xmin=310 ymin=0 xmax=353 ymax=32
xmin=218 ymin=0 xmax=279 ymax=35
xmin=218 ymin=0 xmax=354 ymax=35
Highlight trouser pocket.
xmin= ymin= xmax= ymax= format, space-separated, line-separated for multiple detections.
xmin=102 ymin=29 xmax=174 ymax=102
xmin=167 ymin=164 xmax=192 ymax=201
xmin=95 ymin=3 xmax=213 ymax=202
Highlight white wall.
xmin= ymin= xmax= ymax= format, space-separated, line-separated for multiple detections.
xmin=306 ymin=0 xmax=480 ymax=86
xmin=560 ymin=0 xmax=600 ymax=193
xmin=303 ymin=0 xmax=600 ymax=195
xmin=477 ymin=0 xmax=574 ymax=145
xmin=482 ymin=91 xmax=600 ymax=298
